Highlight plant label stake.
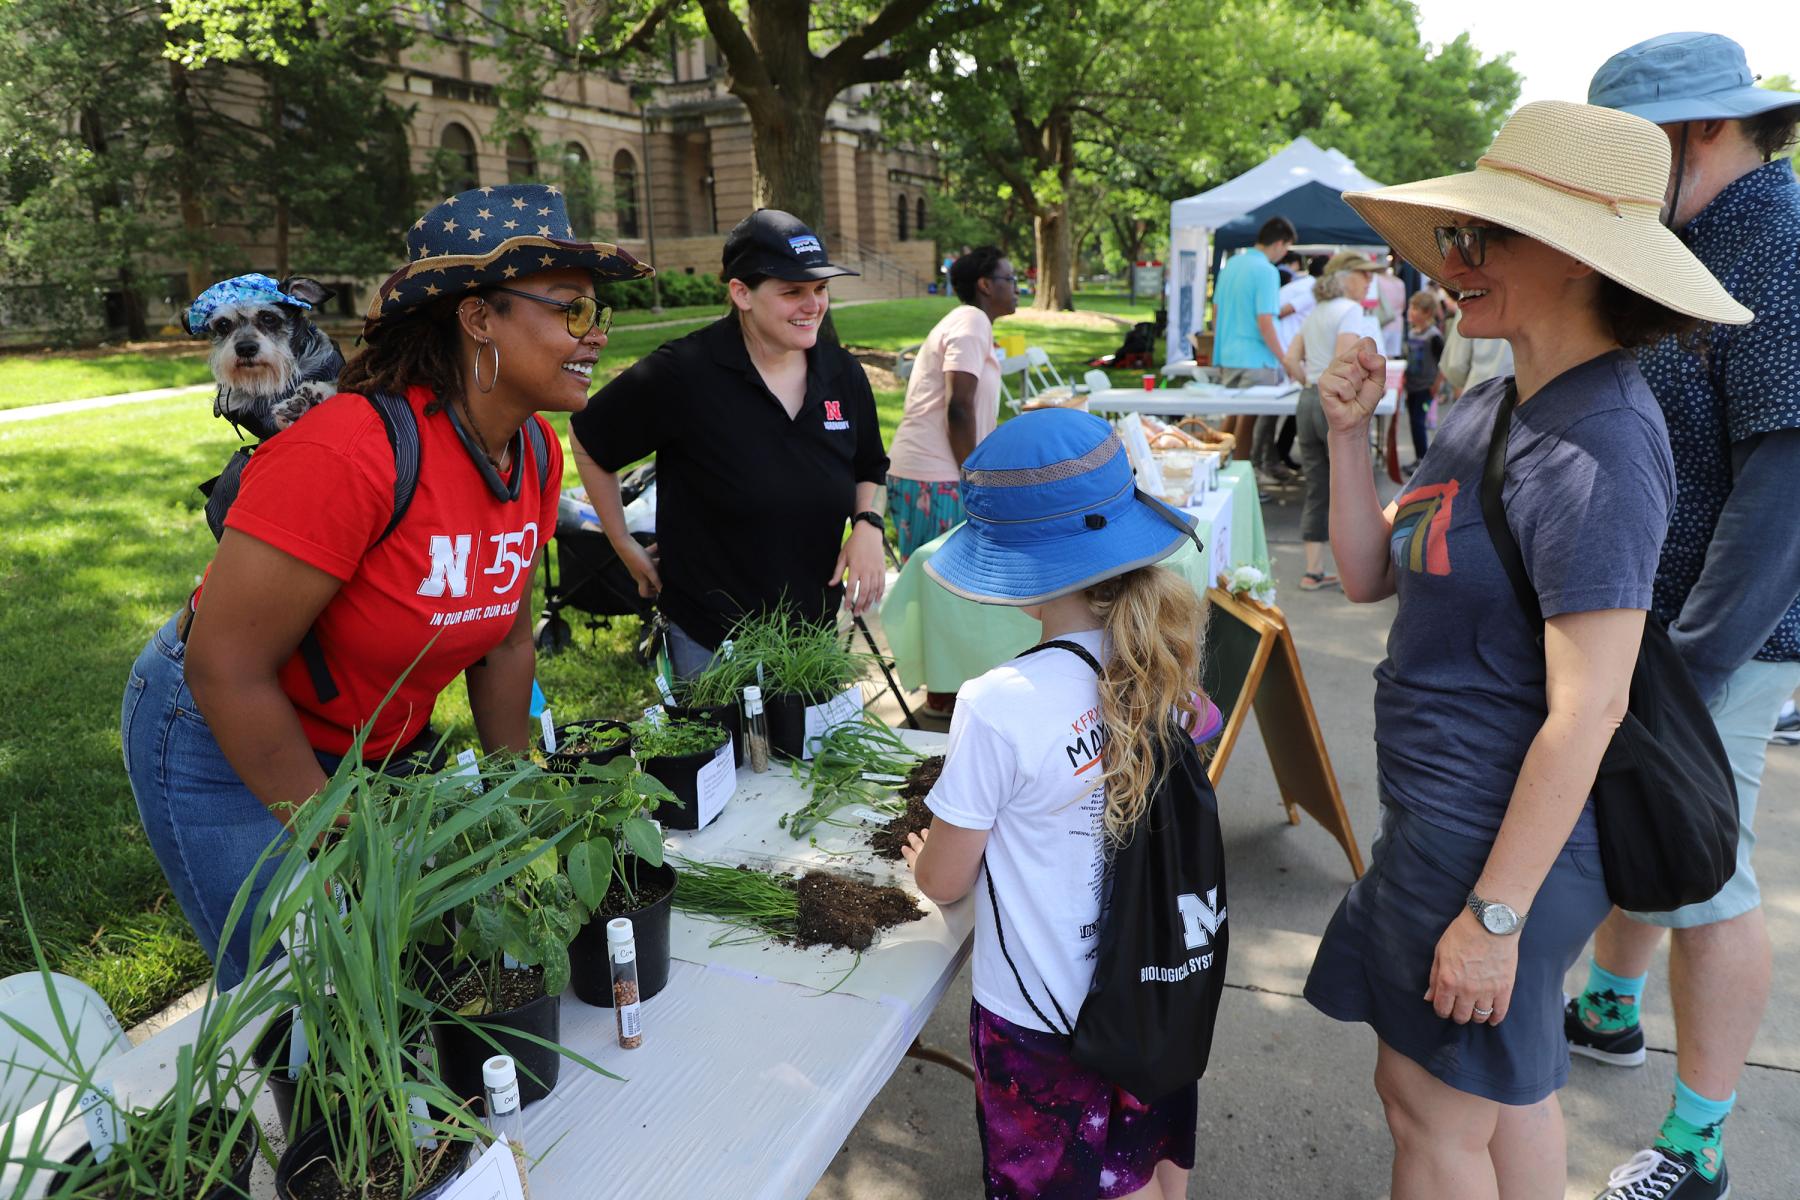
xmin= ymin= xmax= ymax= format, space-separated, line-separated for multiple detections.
xmin=722 ymin=638 xmax=735 ymax=660
xmin=456 ymin=748 xmax=484 ymax=794
xmin=642 ymin=705 xmax=665 ymax=727
xmin=655 ymin=674 xmax=676 ymax=706
xmin=77 ymin=1082 xmax=124 ymax=1163
xmin=410 ymin=1045 xmax=439 ymax=1150
xmin=539 ymin=709 xmax=557 ymax=754
xmin=287 ymin=1006 xmax=309 ymax=1080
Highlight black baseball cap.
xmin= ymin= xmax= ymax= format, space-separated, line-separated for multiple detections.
xmin=721 ymin=209 xmax=860 ymax=283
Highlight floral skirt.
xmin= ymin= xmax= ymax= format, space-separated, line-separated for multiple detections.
xmin=888 ymin=475 xmax=966 ymax=560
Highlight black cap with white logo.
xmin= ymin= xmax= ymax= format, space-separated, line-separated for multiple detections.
xmin=721 ymin=209 xmax=860 ymax=283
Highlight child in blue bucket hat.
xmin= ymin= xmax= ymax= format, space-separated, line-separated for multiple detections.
xmin=902 ymin=407 xmax=1222 ymax=1200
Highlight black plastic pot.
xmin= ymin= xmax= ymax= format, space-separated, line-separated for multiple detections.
xmin=570 ymin=859 xmax=676 ymax=1008
xmin=248 ymin=1010 xmax=301 ymax=1139
xmin=666 ymin=700 xmax=744 ymax=767
xmin=434 ymin=983 xmax=562 ymax=1107
xmin=60 ymin=1106 xmax=257 ymax=1199
xmin=546 ymin=719 xmax=632 ymax=773
xmin=764 ymin=692 xmax=820 ymax=759
xmin=274 ymin=1119 xmax=471 ymax=1200
xmin=641 ymin=729 xmax=732 ymax=832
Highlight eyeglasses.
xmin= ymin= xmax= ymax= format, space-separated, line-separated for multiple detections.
xmin=487 ymin=287 xmax=613 ymax=338
xmin=988 ymin=273 xmax=1018 ymax=287
xmin=1432 ymin=224 xmax=1515 ymax=268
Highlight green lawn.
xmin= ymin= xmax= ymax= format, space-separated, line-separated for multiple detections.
xmin=0 ymin=294 xmax=1141 ymax=1025
xmin=0 ymin=352 xmax=213 ymax=411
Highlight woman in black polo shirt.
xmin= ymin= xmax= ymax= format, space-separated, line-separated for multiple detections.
xmin=570 ymin=210 xmax=890 ymax=675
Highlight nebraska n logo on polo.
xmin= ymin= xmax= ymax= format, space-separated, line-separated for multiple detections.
xmin=417 ymin=534 xmax=473 ymax=597
xmin=823 ymin=399 xmax=849 ymax=430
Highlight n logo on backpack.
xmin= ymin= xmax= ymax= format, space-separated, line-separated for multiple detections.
xmin=1177 ymin=889 xmax=1227 ymax=951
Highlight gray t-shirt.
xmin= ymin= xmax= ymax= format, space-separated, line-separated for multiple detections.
xmin=1374 ymin=351 xmax=1675 ymax=845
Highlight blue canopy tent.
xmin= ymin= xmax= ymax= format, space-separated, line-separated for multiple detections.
xmin=1212 ymin=180 xmax=1382 ymax=258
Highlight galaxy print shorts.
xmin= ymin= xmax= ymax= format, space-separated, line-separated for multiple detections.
xmin=969 ymin=1000 xmax=1197 ymax=1199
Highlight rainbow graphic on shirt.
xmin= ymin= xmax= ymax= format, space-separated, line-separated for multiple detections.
xmin=1390 ymin=480 xmax=1458 ymax=576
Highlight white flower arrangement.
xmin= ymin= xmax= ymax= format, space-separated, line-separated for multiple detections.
xmin=1224 ymin=564 xmax=1276 ymax=607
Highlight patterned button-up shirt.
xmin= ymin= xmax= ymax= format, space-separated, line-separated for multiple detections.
xmin=1639 ymin=159 xmax=1800 ymax=663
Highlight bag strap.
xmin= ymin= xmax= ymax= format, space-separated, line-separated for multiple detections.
xmin=982 ymin=864 xmax=1076 ymax=1037
xmin=524 ymin=414 xmax=551 ymax=495
xmin=364 ymin=390 xmax=421 ymax=548
xmin=1478 ymin=381 xmax=1545 ymax=635
xmin=1018 ymin=637 xmax=1105 ymax=676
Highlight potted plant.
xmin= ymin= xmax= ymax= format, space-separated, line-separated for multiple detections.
xmin=631 ymin=716 xmax=732 ymax=831
xmin=545 ymin=718 xmax=632 ymax=773
xmin=666 ymin=667 xmax=746 ymax=768
xmin=556 ymin=760 xmax=681 ymax=1010
xmin=699 ymin=609 xmax=872 ymax=758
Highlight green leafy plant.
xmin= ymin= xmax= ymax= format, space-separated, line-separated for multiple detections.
xmin=684 ymin=607 xmax=873 ymax=706
xmin=629 ymin=716 xmax=728 ymax=760
xmin=781 ymin=718 xmax=923 ymax=839
xmin=558 ymin=722 xmax=630 ymax=754
xmin=668 ymin=858 xmax=798 ymax=946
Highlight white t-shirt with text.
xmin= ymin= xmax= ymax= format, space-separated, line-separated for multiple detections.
xmin=927 ymin=630 xmax=1109 ymax=1033
xmin=1299 ymin=297 xmax=1366 ymax=382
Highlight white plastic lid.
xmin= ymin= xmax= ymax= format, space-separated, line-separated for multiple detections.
xmin=606 ymin=917 xmax=635 ymax=946
xmin=481 ymin=1054 xmax=516 ymax=1091
xmin=743 ymin=685 xmax=762 ymax=702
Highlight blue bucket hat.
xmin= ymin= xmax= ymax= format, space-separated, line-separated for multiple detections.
xmin=364 ymin=182 xmax=652 ymax=337
xmin=925 ymin=408 xmax=1202 ymax=607
xmin=184 ymin=273 xmax=312 ymax=337
xmin=1590 ymin=32 xmax=1800 ymax=125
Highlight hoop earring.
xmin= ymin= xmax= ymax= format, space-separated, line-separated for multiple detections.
xmin=474 ymin=338 xmax=501 ymax=394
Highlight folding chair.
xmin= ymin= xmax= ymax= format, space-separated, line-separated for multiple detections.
xmin=999 ymin=350 xmax=1033 ymax=413
xmin=1083 ymin=368 xmax=1112 ymax=394
xmin=1024 ymin=346 xmax=1068 ymax=394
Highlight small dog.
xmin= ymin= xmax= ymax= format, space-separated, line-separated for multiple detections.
xmin=185 ymin=274 xmax=346 ymax=441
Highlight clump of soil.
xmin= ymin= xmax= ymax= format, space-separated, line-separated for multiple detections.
xmin=870 ymin=795 xmax=933 ymax=861
xmin=595 ymin=865 xmax=674 ymax=919
xmin=438 ymin=964 xmax=545 ymax=1015
xmin=899 ymin=755 xmax=943 ymax=799
xmin=794 ymin=871 xmax=922 ymax=951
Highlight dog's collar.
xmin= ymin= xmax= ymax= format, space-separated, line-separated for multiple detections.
xmin=444 ymin=399 xmax=525 ymax=502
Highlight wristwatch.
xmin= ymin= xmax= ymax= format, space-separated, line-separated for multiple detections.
xmin=853 ymin=510 xmax=885 ymax=533
xmin=1466 ymin=891 xmax=1526 ymax=936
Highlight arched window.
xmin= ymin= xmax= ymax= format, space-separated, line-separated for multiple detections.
xmin=613 ymin=149 xmax=641 ymax=239
xmin=505 ymin=133 xmax=536 ymax=183
xmin=896 ymin=193 xmax=909 ymax=242
xmin=563 ymin=142 xmax=595 ymax=236
xmin=916 ymin=196 xmax=927 ymax=235
xmin=440 ymin=122 xmax=478 ymax=193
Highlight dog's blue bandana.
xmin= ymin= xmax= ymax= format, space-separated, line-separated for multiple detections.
xmin=185 ymin=274 xmax=311 ymax=336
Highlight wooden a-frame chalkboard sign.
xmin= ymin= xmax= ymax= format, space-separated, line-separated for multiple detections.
xmin=1201 ymin=586 xmax=1365 ymax=878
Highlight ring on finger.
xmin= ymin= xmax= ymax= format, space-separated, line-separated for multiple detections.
xmin=1472 ymin=1005 xmax=1494 ymax=1018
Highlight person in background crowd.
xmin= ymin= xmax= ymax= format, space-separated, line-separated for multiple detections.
xmin=1572 ymin=35 xmax=1800 ymax=1200
xmin=1439 ymin=307 xmax=1516 ymax=413
xmin=1282 ymin=250 xmax=1381 ymax=592
xmin=1274 ymin=254 xmax=1321 ymax=474
xmin=1213 ymin=215 xmax=1297 ymax=486
xmin=1304 ymin=99 xmax=1750 ymax=1199
xmin=887 ymin=246 xmax=1016 ymax=561
xmin=570 ymin=209 xmax=889 ymax=679
xmin=1401 ymin=291 xmax=1445 ymax=470
xmin=903 ymin=408 xmax=1212 ymax=1200
xmin=123 ymin=184 xmax=638 ymax=989
xmin=1373 ymin=263 xmax=1407 ymax=357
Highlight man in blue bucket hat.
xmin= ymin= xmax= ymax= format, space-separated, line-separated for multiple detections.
xmin=1575 ymin=33 xmax=1800 ymax=1200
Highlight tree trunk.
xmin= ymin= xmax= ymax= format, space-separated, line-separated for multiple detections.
xmin=79 ymin=108 xmax=149 ymax=339
xmin=747 ymin=103 xmax=827 ymax=232
xmin=1032 ymin=110 xmax=1075 ymax=311
xmin=270 ymin=82 xmax=290 ymax=278
xmin=167 ymin=60 xmax=210 ymax=300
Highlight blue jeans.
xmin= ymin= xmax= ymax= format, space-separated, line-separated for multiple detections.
xmin=122 ymin=615 xmax=431 ymax=989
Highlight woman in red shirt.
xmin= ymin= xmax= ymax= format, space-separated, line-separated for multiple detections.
xmin=121 ymin=183 xmax=650 ymax=988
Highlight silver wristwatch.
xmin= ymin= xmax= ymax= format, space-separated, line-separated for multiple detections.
xmin=1466 ymin=891 xmax=1526 ymax=936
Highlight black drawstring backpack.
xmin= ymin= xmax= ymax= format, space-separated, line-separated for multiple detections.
xmin=1479 ymin=382 xmax=1737 ymax=912
xmin=984 ymin=639 xmax=1229 ymax=1102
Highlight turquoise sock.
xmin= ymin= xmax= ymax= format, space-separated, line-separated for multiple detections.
xmin=1655 ymin=1077 xmax=1733 ymax=1180
xmin=1576 ymin=961 xmax=1646 ymax=1032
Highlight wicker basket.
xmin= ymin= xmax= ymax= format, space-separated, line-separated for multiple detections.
xmin=1177 ymin=418 xmax=1235 ymax=465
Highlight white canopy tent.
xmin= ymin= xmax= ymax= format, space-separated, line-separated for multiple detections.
xmin=1166 ymin=138 xmax=1383 ymax=364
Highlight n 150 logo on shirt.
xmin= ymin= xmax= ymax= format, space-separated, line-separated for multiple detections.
xmin=823 ymin=399 xmax=849 ymax=431
xmin=416 ymin=522 xmax=540 ymax=599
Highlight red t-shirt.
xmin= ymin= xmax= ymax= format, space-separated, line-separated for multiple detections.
xmin=220 ymin=386 xmax=561 ymax=758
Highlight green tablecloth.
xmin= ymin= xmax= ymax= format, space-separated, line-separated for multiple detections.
xmin=881 ymin=461 xmax=1269 ymax=692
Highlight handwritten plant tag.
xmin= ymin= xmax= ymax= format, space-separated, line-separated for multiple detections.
xmin=692 ymin=739 xmax=737 ymax=828
xmin=539 ymin=709 xmax=557 ymax=754
xmin=77 ymin=1083 xmax=124 ymax=1162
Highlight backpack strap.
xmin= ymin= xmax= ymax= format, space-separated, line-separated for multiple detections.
xmin=1018 ymin=638 xmax=1105 ymax=676
xmin=982 ymin=864 xmax=1077 ymax=1037
xmin=524 ymin=414 xmax=551 ymax=495
xmin=1477 ymin=381 xmax=1545 ymax=636
xmin=364 ymin=389 xmax=421 ymax=548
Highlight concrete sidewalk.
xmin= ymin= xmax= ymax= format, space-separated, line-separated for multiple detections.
xmin=832 ymin=479 xmax=1800 ymax=1199
xmin=0 ymin=382 xmax=212 ymax=424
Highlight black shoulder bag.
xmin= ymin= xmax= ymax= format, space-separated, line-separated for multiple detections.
xmin=1478 ymin=383 xmax=1737 ymax=912
xmin=983 ymin=639 xmax=1229 ymax=1101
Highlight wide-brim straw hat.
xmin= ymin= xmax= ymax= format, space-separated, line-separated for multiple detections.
xmin=1342 ymin=100 xmax=1750 ymax=326
xmin=364 ymin=183 xmax=652 ymax=337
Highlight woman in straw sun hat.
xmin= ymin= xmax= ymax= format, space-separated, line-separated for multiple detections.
xmin=123 ymin=182 xmax=649 ymax=989
xmin=1299 ymin=100 xmax=1750 ymax=1198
